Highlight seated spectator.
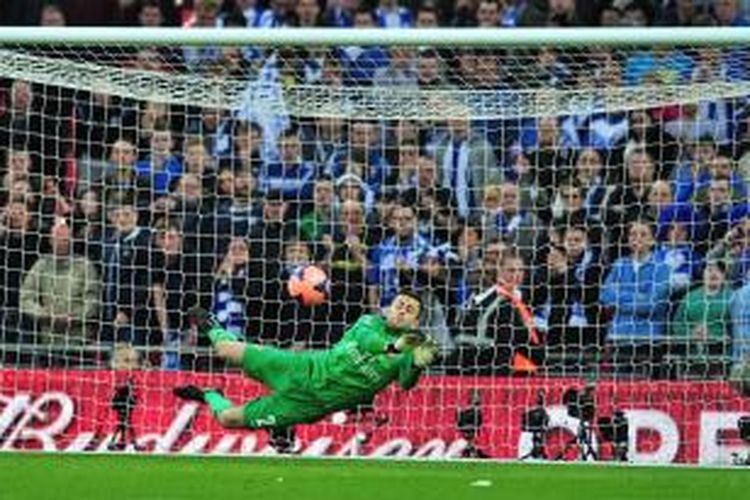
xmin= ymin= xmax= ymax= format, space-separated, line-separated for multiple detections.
xmin=452 ymin=249 xmax=542 ymax=375
xmin=571 ymin=149 xmax=609 ymax=223
xmin=259 ymin=126 xmax=315 ymax=202
xmin=699 ymin=177 xmax=749 ymax=248
xmin=339 ymin=120 xmax=390 ymax=197
xmin=600 ymin=219 xmax=674 ymax=377
xmin=102 ymin=200 xmax=153 ymax=345
xmin=416 ymin=48 xmax=447 ymax=88
xmin=533 ymin=224 xmax=604 ymax=349
xmin=19 ymin=219 xmax=100 ymax=345
xmin=337 ymin=8 xmax=389 ymax=85
xmin=182 ymin=0 xmax=223 ymax=69
xmin=671 ymin=260 xmax=733 ymax=360
xmin=0 ymin=201 xmax=40 ymax=339
xmin=415 ymin=4 xmax=438 ymax=27
xmin=708 ymin=217 xmax=750 ymax=288
xmin=373 ymin=46 xmax=418 ymax=87
xmin=105 ymin=138 xmax=152 ymax=211
xmin=294 ymin=0 xmax=323 ymax=27
xmin=485 ymin=182 xmax=541 ymax=264
xmin=326 ymin=199 xmax=372 ymax=325
xmin=310 ymin=116 xmax=347 ymax=177
xmin=713 ymin=0 xmax=750 ymax=26
xmin=151 ymin=218 xmax=198 ymax=368
xmin=183 ymin=136 xmax=216 ymax=193
xmin=198 ymin=165 xmax=259 ymax=265
xmin=604 ymin=147 xmax=659 ymax=259
xmin=374 ymin=0 xmax=412 ymax=28
xmin=655 ymin=219 xmax=703 ymax=293
xmin=135 ymin=125 xmax=182 ymax=195
xmin=300 ymin=176 xmax=335 ymax=243
xmin=368 ymin=203 xmax=429 ymax=308
xmin=212 ymin=236 xmax=252 ymax=339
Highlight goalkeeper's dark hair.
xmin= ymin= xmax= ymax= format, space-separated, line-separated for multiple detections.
xmin=395 ymin=288 xmax=424 ymax=311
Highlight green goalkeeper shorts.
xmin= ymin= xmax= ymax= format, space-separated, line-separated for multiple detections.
xmin=240 ymin=344 xmax=326 ymax=429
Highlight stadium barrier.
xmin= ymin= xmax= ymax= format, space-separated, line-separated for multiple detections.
xmin=1 ymin=368 xmax=748 ymax=464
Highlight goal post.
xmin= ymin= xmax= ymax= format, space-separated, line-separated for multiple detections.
xmin=0 ymin=26 xmax=749 ymax=463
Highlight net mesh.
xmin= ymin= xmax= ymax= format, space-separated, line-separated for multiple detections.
xmin=0 ymin=38 xmax=749 ymax=463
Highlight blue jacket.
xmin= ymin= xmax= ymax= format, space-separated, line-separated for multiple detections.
xmin=259 ymin=161 xmax=316 ymax=200
xmin=600 ymin=252 xmax=673 ymax=341
xmin=135 ymin=156 xmax=183 ymax=195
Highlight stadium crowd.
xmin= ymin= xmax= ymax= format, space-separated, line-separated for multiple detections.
xmin=1 ymin=0 xmax=750 ymax=381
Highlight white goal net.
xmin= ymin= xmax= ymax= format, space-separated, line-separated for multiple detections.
xmin=0 ymin=27 xmax=749 ymax=464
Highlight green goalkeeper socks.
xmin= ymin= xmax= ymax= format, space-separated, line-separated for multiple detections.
xmin=204 ymin=390 xmax=233 ymax=417
xmin=207 ymin=326 xmax=238 ymax=347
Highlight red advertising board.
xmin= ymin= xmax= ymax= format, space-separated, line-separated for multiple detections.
xmin=1 ymin=369 xmax=749 ymax=464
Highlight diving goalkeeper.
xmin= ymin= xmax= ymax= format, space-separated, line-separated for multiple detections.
xmin=173 ymin=290 xmax=438 ymax=432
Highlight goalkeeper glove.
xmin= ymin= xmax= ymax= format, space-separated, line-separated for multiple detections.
xmin=393 ymin=332 xmax=426 ymax=353
xmin=412 ymin=337 xmax=439 ymax=368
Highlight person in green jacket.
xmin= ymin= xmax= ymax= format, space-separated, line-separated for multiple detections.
xmin=19 ymin=219 xmax=100 ymax=345
xmin=670 ymin=260 xmax=732 ymax=355
xmin=174 ymin=290 xmax=438 ymax=438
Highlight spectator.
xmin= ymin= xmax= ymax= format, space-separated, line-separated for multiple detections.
xmin=415 ymin=5 xmax=439 ymax=26
xmin=604 ymin=148 xmax=658 ymax=258
xmin=655 ymin=217 xmax=703 ymax=293
xmin=434 ymin=117 xmax=501 ymax=219
xmin=300 ymin=176 xmax=336 ymax=243
xmin=373 ymin=46 xmax=418 ymax=87
xmin=600 ymin=219 xmax=674 ymax=377
xmin=182 ymin=0 xmax=223 ymax=68
xmin=712 ymin=0 xmax=750 ymax=25
xmin=453 ymin=249 xmax=542 ymax=375
xmin=0 ymin=201 xmax=39 ymax=342
xmin=416 ymin=48 xmax=446 ymax=88
xmin=671 ymin=260 xmax=732 ymax=360
xmin=294 ymin=0 xmax=323 ymax=26
xmin=135 ymin=125 xmax=182 ymax=195
xmin=137 ymin=1 xmax=164 ymax=27
xmin=484 ymin=182 xmax=541 ymax=263
xmin=151 ymin=218 xmax=198 ymax=367
xmin=533 ymin=224 xmax=604 ymax=349
xmin=102 ymin=200 xmax=152 ymax=345
xmin=39 ymin=3 xmax=66 ymax=26
xmin=374 ymin=0 xmax=413 ymax=27
xmin=368 ymin=204 xmax=432 ymax=310
xmin=104 ymin=138 xmax=152 ymax=212
xmin=343 ymin=120 xmax=390 ymax=197
xmin=708 ymin=217 xmax=750 ymax=288
xmin=19 ymin=219 xmax=99 ymax=345
xmin=258 ymin=126 xmax=316 ymax=202
xmin=337 ymin=8 xmax=389 ymax=85
xmin=699 ymin=177 xmax=748 ymax=247
xmin=212 ymin=236 xmax=252 ymax=339
xmin=475 ymin=0 xmax=501 ymax=27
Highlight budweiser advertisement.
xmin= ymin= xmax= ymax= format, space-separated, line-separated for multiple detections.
xmin=1 ymin=369 xmax=749 ymax=464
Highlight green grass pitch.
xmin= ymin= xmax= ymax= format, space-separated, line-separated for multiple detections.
xmin=1 ymin=452 xmax=748 ymax=500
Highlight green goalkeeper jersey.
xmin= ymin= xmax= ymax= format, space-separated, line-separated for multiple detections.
xmin=303 ymin=314 xmax=423 ymax=410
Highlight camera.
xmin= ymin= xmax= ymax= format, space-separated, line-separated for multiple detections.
xmin=456 ymin=389 xmax=489 ymax=458
xmin=598 ymin=410 xmax=629 ymax=462
xmin=733 ymin=416 xmax=750 ymax=465
xmin=520 ymin=390 xmax=549 ymax=460
xmin=108 ymin=377 xmax=141 ymax=451
xmin=562 ymin=385 xmax=596 ymax=423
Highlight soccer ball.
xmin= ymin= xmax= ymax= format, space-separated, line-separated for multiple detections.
xmin=287 ymin=264 xmax=329 ymax=306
